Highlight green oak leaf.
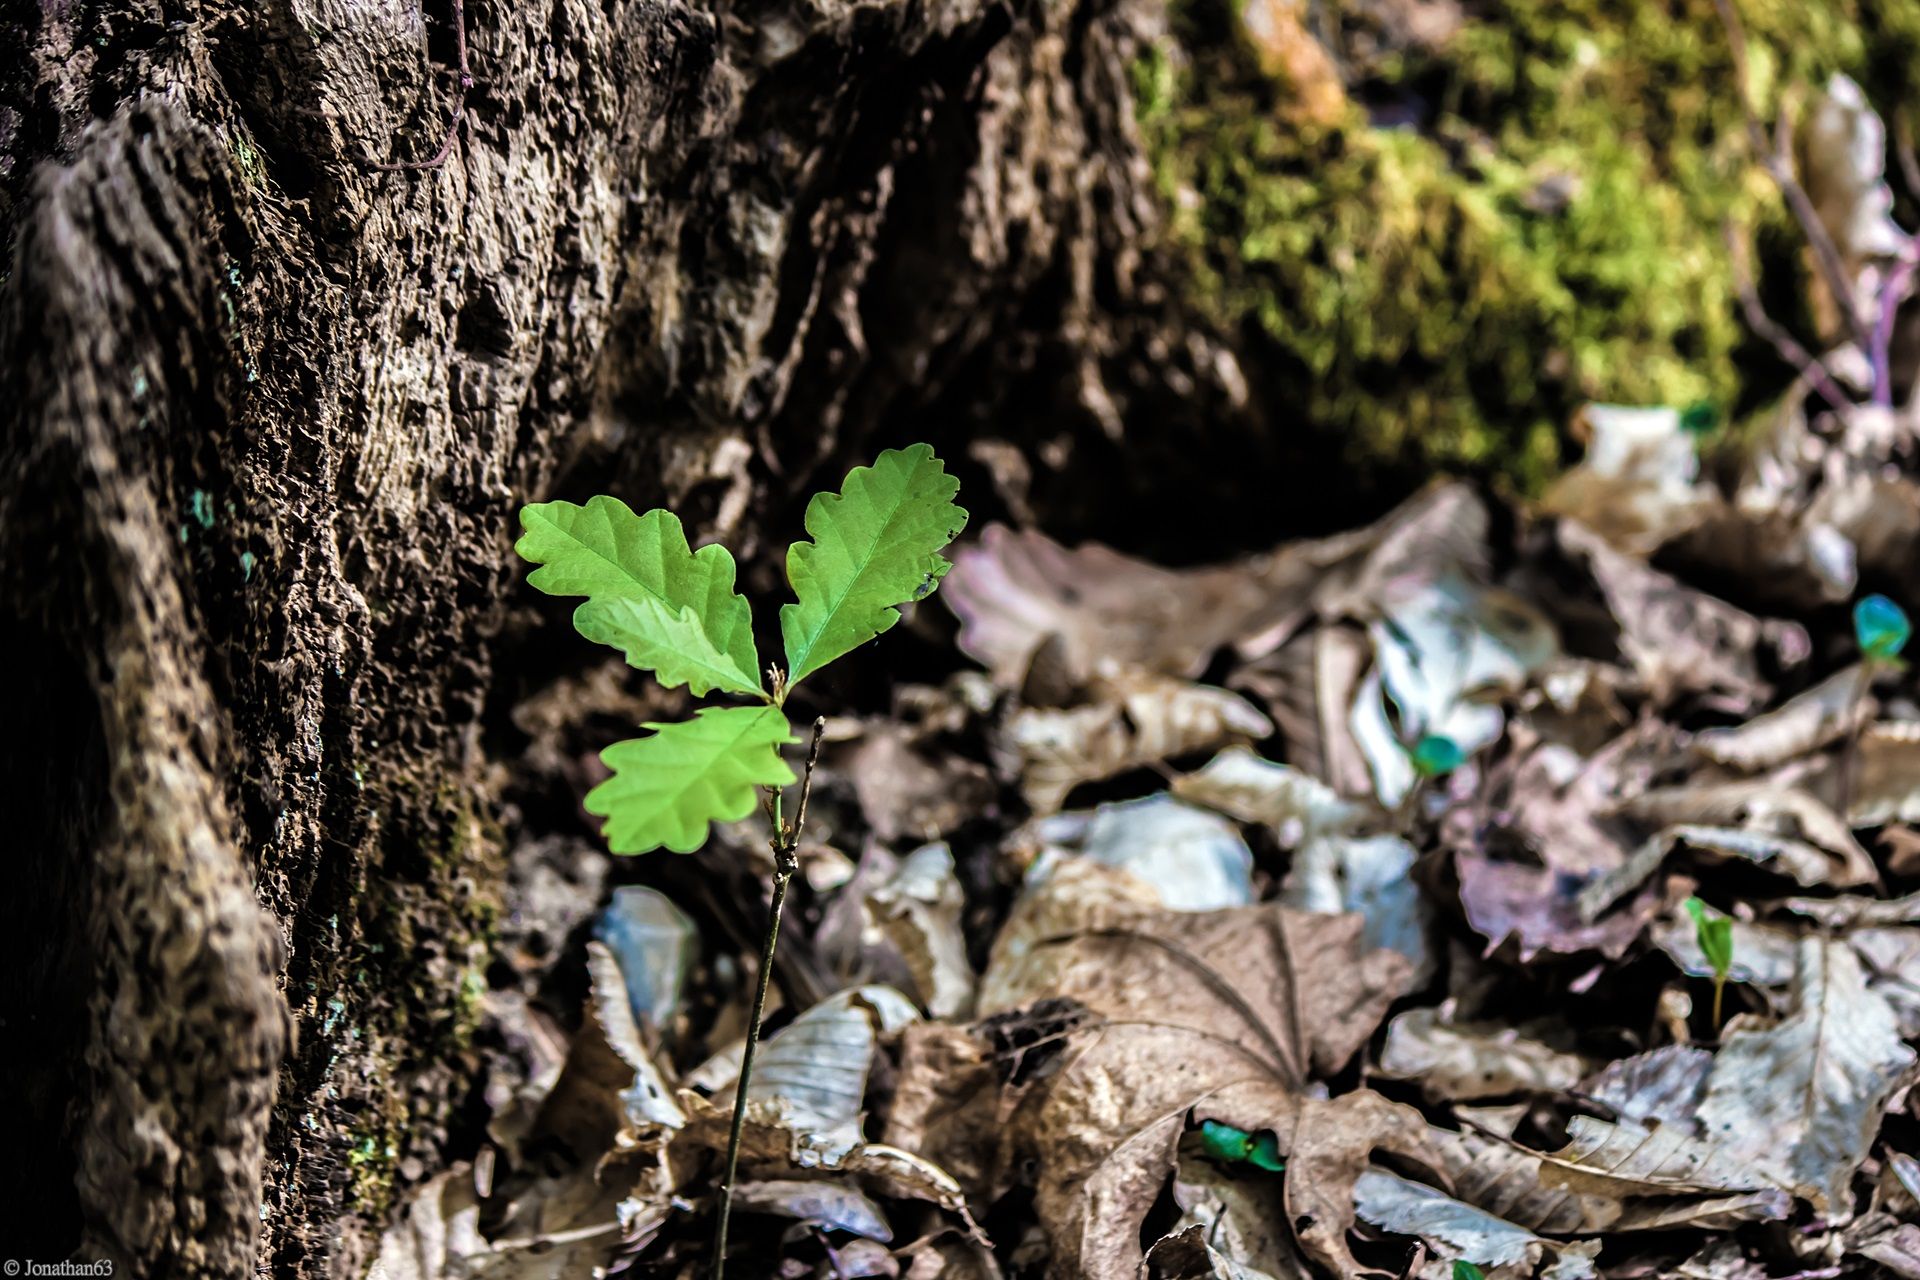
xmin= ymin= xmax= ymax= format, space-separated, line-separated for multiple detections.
xmin=586 ymin=706 xmax=797 ymax=854
xmin=517 ymin=497 xmax=761 ymax=697
xmin=780 ymin=444 xmax=967 ymax=687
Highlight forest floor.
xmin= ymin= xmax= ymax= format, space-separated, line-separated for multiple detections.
xmin=370 ymin=400 xmax=1920 ymax=1280
xmin=364 ymin=81 xmax=1920 ymax=1280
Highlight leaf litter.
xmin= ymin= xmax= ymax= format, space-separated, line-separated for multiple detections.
xmin=384 ymin=103 xmax=1920 ymax=1273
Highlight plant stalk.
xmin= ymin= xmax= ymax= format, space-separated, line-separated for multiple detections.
xmin=1711 ymin=975 xmax=1725 ymax=1031
xmin=711 ymin=716 xmax=827 ymax=1280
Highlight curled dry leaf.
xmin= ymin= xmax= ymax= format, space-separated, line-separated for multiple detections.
xmin=1172 ymin=746 xmax=1366 ymax=843
xmin=1376 ymin=1006 xmax=1589 ymax=1101
xmin=867 ymin=842 xmax=976 ymax=1019
xmin=1805 ymin=74 xmax=1908 ymax=289
xmin=1541 ymin=404 xmax=1715 ymax=556
xmin=1456 ymin=852 xmax=1664 ymax=962
xmin=1352 ymin=1169 xmax=1588 ymax=1275
xmin=1836 ymin=720 xmax=1920 ymax=827
xmin=1004 ymin=669 xmax=1274 ymax=813
xmin=1557 ymin=520 xmax=1802 ymax=711
xmin=1531 ymin=1115 xmax=1783 ymax=1201
xmin=1425 ymin=1124 xmax=1617 ymax=1235
xmin=1693 ymin=665 xmax=1874 ymax=772
xmin=1580 ymin=1046 xmax=1712 ymax=1128
xmin=1694 ymin=937 xmax=1917 ymax=1219
xmin=943 ymin=523 xmax=1367 ymax=687
xmin=1164 ymin=1148 xmax=1305 ymax=1279
xmin=1080 ymin=795 xmax=1255 ymax=912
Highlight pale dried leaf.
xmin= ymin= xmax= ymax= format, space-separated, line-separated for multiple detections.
xmin=1424 ymin=1124 xmax=1617 ymax=1235
xmin=1696 ymin=938 xmax=1917 ymax=1218
xmin=1541 ymin=405 xmax=1715 ymax=556
xmin=1284 ymin=833 xmax=1433 ymax=982
xmin=1457 ymin=853 xmax=1662 ymax=962
xmin=1082 ymin=795 xmax=1254 ymax=911
xmin=1693 ymin=665 xmax=1873 ymax=772
xmin=1006 ymin=670 xmax=1274 ymax=813
xmin=1377 ymin=1006 xmax=1589 ymax=1100
xmin=1172 ymin=746 xmax=1366 ymax=842
xmin=1580 ymin=1046 xmax=1712 ymax=1128
xmin=867 ymin=843 xmax=976 ymax=1018
xmin=1532 ymin=1116 xmax=1780 ymax=1200
xmin=1352 ymin=1169 xmax=1555 ymax=1271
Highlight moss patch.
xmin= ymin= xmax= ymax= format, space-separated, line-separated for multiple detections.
xmin=1135 ymin=0 xmax=1920 ymax=489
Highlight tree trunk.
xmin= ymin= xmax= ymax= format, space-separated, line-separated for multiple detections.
xmin=0 ymin=0 xmax=1180 ymax=1273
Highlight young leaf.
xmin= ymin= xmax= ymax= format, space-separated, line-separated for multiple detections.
xmin=1197 ymin=1119 xmax=1285 ymax=1172
xmin=1855 ymin=593 xmax=1912 ymax=663
xmin=780 ymin=444 xmax=967 ymax=686
xmin=1684 ymin=897 xmax=1734 ymax=978
xmin=517 ymin=497 xmax=761 ymax=697
xmin=1410 ymin=733 xmax=1466 ymax=778
xmin=1453 ymin=1262 xmax=1487 ymax=1280
xmin=586 ymin=706 xmax=797 ymax=854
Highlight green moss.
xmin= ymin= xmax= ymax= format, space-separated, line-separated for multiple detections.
xmin=1136 ymin=0 xmax=1920 ymax=489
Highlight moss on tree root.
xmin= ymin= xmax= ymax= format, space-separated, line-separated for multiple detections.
xmin=1135 ymin=0 xmax=1920 ymax=489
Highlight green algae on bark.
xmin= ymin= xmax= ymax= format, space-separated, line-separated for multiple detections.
xmin=1134 ymin=0 xmax=1920 ymax=489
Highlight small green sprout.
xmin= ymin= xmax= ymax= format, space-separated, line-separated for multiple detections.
xmin=1855 ymin=594 xmax=1911 ymax=664
xmin=1197 ymin=1119 xmax=1285 ymax=1172
xmin=1410 ymin=733 xmax=1466 ymax=778
xmin=518 ymin=446 xmax=966 ymax=1280
xmin=1678 ymin=400 xmax=1718 ymax=437
xmin=1453 ymin=1263 xmax=1487 ymax=1280
xmin=1684 ymin=896 xmax=1734 ymax=1029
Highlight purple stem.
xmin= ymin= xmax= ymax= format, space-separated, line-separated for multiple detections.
xmin=1872 ymin=238 xmax=1918 ymax=407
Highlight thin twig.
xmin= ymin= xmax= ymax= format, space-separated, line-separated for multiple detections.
xmin=1712 ymin=0 xmax=1873 ymax=352
xmin=1725 ymin=223 xmax=1855 ymax=412
xmin=374 ymin=0 xmax=475 ymax=172
xmin=710 ymin=715 xmax=828 ymax=1280
xmin=1871 ymin=244 xmax=1918 ymax=406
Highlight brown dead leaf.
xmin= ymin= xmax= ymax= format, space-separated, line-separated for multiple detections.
xmin=960 ymin=857 xmax=1420 ymax=1278
xmin=1376 ymin=1005 xmax=1589 ymax=1101
xmin=1542 ymin=405 xmax=1716 ymax=556
xmin=1005 ymin=669 xmax=1274 ymax=813
xmin=1456 ymin=853 xmax=1666 ymax=962
xmin=1693 ymin=665 xmax=1874 ymax=772
xmin=1529 ymin=1116 xmax=1784 ymax=1201
xmin=1425 ymin=1124 xmax=1617 ymax=1235
xmin=944 ymin=524 xmax=1366 ymax=688
xmin=847 ymin=724 xmax=997 ymax=844
xmin=1557 ymin=520 xmax=1803 ymax=711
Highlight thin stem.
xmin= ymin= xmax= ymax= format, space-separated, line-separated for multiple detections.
xmin=1713 ymin=0 xmax=1874 ymax=352
xmin=1711 ymin=975 xmax=1725 ymax=1031
xmin=710 ymin=716 xmax=828 ymax=1280
xmin=373 ymin=0 xmax=475 ymax=172
xmin=1871 ymin=243 xmax=1918 ymax=407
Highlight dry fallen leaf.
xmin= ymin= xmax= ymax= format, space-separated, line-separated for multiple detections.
xmin=1557 ymin=520 xmax=1802 ymax=710
xmin=1004 ymin=669 xmax=1275 ymax=813
xmin=1692 ymin=665 xmax=1874 ymax=772
xmin=1376 ymin=1005 xmax=1589 ymax=1101
xmin=944 ymin=523 xmax=1368 ymax=687
xmin=953 ymin=856 xmax=1424 ymax=1278
xmin=1352 ymin=1168 xmax=1593 ymax=1276
xmin=1694 ymin=937 xmax=1917 ymax=1219
xmin=1456 ymin=852 xmax=1665 ymax=962
xmin=1284 ymin=833 xmax=1433 ymax=982
xmin=867 ymin=842 xmax=976 ymax=1019
xmin=1172 ymin=746 xmax=1367 ymax=843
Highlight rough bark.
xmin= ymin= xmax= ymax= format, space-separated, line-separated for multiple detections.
xmin=1 ymin=0 xmax=1192 ymax=1273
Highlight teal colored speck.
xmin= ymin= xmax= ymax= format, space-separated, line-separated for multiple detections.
xmin=179 ymin=525 xmax=190 ymax=544
xmin=323 ymin=996 xmax=347 ymax=1036
xmin=1855 ymin=594 xmax=1911 ymax=662
xmin=190 ymin=489 xmax=216 ymax=530
xmin=1410 ymin=734 xmax=1466 ymax=778
xmin=1678 ymin=400 xmax=1717 ymax=437
xmin=240 ymin=551 xmax=257 ymax=581
xmin=132 ymin=371 xmax=149 ymax=400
